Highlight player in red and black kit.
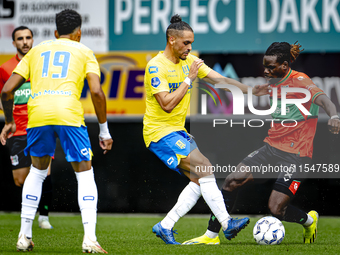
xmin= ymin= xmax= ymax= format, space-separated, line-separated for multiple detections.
xmin=183 ymin=42 xmax=340 ymax=245
xmin=0 ymin=26 xmax=54 ymax=229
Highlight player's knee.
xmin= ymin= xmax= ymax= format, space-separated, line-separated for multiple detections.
xmin=268 ymin=201 xmax=285 ymax=220
xmin=13 ymin=177 xmax=24 ymax=187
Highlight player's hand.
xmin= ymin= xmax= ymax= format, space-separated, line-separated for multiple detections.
xmin=0 ymin=122 xmax=16 ymax=145
xmin=99 ymin=137 xmax=113 ymax=154
xmin=188 ymin=59 xmax=204 ymax=82
xmin=328 ymin=118 xmax=340 ymax=134
xmin=252 ymin=84 xmax=271 ymax=96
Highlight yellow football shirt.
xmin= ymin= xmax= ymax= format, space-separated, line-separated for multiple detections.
xmin=143 ymin=52 xmax=211 ymax=147
xmin=14 ymin=38 xmax=100 ymax=128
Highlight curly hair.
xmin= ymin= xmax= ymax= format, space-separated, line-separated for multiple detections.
xmin=166 ymin=14 xmax=193 ymax=42
xmin=56 ymin=9 xmax=82 ymax=36
xmin=265 ymin=41 xmax=304 ymax=65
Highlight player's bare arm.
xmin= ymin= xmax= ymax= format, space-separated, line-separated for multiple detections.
xmin=202 ymin=69 xmax=270 ymax=96
xmin=86 ymin=72 xmax=113 ymax=154
xmin=0 ymin=73 xmax=25 ymax=145
xmin=314 ymin=94 xmax=340 ymax=134
xmin=155 ymin=59 xmax=204 ymax=113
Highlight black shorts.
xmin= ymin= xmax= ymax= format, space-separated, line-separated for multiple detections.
xmin=7 ymin=135 xmax=31 ymax=170
xmin=241 ymin=143 xmax=312 ymax=198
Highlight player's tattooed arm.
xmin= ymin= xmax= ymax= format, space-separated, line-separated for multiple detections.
xmin=2 ymin=98 xmax=14 ymax=123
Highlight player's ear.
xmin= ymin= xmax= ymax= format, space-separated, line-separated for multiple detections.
xmin=169 ymin=36 xmax=175 ymax=46
xmin=12 ymin=40 xmax=16 ymax=48
xmin=282 ymin=61 xmax=289 ymax=71
xmin=54 ymin=30 xmax=60 ymax=39
xmin=76 ymin=29 xmax=81 ymax=42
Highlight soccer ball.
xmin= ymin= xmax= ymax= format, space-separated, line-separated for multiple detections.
xmin=253 ymin=216 xmax=285 ymax=245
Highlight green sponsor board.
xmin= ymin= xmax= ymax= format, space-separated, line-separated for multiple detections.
xmin=109 ymin=0 xmax=340 ymax=52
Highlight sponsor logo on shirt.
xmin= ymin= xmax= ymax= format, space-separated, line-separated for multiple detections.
xmin=151 ymin=77 xmax=161 ymax=88
xmin=30 ymin=90 xmax=72 ymax=99
xmin=148 ymin=66 xmax=158 ymax=74
xmin=15 ymin=88 xmax=31 ymax=98
xmin=297 ymin=76 xmax=305 ymax=81
xmin=169 ymin=82 xmax=192 ymax=93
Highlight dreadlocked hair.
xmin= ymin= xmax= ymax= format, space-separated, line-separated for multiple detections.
xmin=166 ymin=14 xmax=193 ymax=42
xmin=265 ymin=41 xmax=304 ymax=65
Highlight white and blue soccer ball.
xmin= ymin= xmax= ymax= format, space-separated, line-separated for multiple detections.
xmin=253 ymin=216 xmax=285 ymax=245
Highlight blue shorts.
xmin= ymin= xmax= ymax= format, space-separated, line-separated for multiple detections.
xmin=148 ymin=131 xmax=198 ymax=174
xmin=25 ymin=125 xmax=93 ymax=162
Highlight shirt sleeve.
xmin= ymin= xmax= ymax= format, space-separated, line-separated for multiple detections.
xmin=85 ymin=50 xmax=101 ymax=77
xmin=188 ymin=54 xmax=212 ymax=79
xmin=0 ymin=67 xmax=5 ymax=93
xmin=13 ymin=55 xmax=30 ymax=80
xmin=197 ymin=62 xmax=212 ymax=79
xmin=297 ymin=75 xmax=325 ymax=103
xmin=145 ymin=63 xmax=169 ymax=95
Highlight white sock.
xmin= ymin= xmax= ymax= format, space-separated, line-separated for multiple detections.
xmin=75 ymin=168 xmax=98 ymax=241
xmin=161 ymin=182 xmax=201 ymax=230
xmin=199 ymin=174 xmax=230 ymax=231
xmin=205 ymin=229 xmax=219 ymax=239
xmin=303 ymin=214 xmax=314 ymax=227
xmin=19 ymin=165 xmax=48 ymax=238
xmin=38 ymin=215 xmax=49 ymax=222
xmin=20 ymin=218 xmax=33 ymax=239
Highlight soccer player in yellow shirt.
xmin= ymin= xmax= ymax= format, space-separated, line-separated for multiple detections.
xmin=144 ymin=14 xmax=269 ymax=245
xmin=0 ymin=9 xmax=112 ymax=253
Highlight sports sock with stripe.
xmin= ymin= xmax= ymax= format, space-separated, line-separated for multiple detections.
xmin=161 ymin=181 xmax=201 ymax=230
xmin=20 ymin=165 xmax=48 ymax=238
xmin=199 ymin=175 xmax=230 ymax=231
xmin=75 ymin=168 xmax=98 ymax=241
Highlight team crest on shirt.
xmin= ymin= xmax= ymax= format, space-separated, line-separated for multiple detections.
xmin=10 ymin=155 xmax=19 ymax=166
xmin=151 ymin=77 xmax=161 ymax=88
xmin=175 ymin=139 xmax=186 ymax=149
xmin=182 ymin=65 xmax=189 ymax=75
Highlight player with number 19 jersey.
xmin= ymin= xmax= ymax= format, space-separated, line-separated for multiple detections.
xmin=13 ymin=38 xmax=100 ymax=128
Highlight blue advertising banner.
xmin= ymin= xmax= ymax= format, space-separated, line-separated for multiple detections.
xmin=109 ymin=0 xmax=340 ymax=53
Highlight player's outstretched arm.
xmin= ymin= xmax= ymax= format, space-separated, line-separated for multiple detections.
xmin=314 ymin=94 xmax=340 ymax=134
xmin=0 ymin=73 xmax=25 ymax=145
xmin=202 ymin=69 xmax=270 ymax=96
xmin=86 ymin=72 xmax=113 ymax=154
xmin=155 ymin=59 xmax=204 ymax=113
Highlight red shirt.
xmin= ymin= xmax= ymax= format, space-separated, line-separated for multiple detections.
xmin=264 ymin=69 xmax=325 ymax=158
xmin=0 ymin=54 xmax=30 ymax=136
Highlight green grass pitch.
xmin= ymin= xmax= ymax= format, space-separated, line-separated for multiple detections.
xmin=1 ymin=213 xmax=339 ymax=254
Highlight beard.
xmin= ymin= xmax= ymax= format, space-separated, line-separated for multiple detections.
xmin=17 ymin=47 xmax=30 ymax=56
